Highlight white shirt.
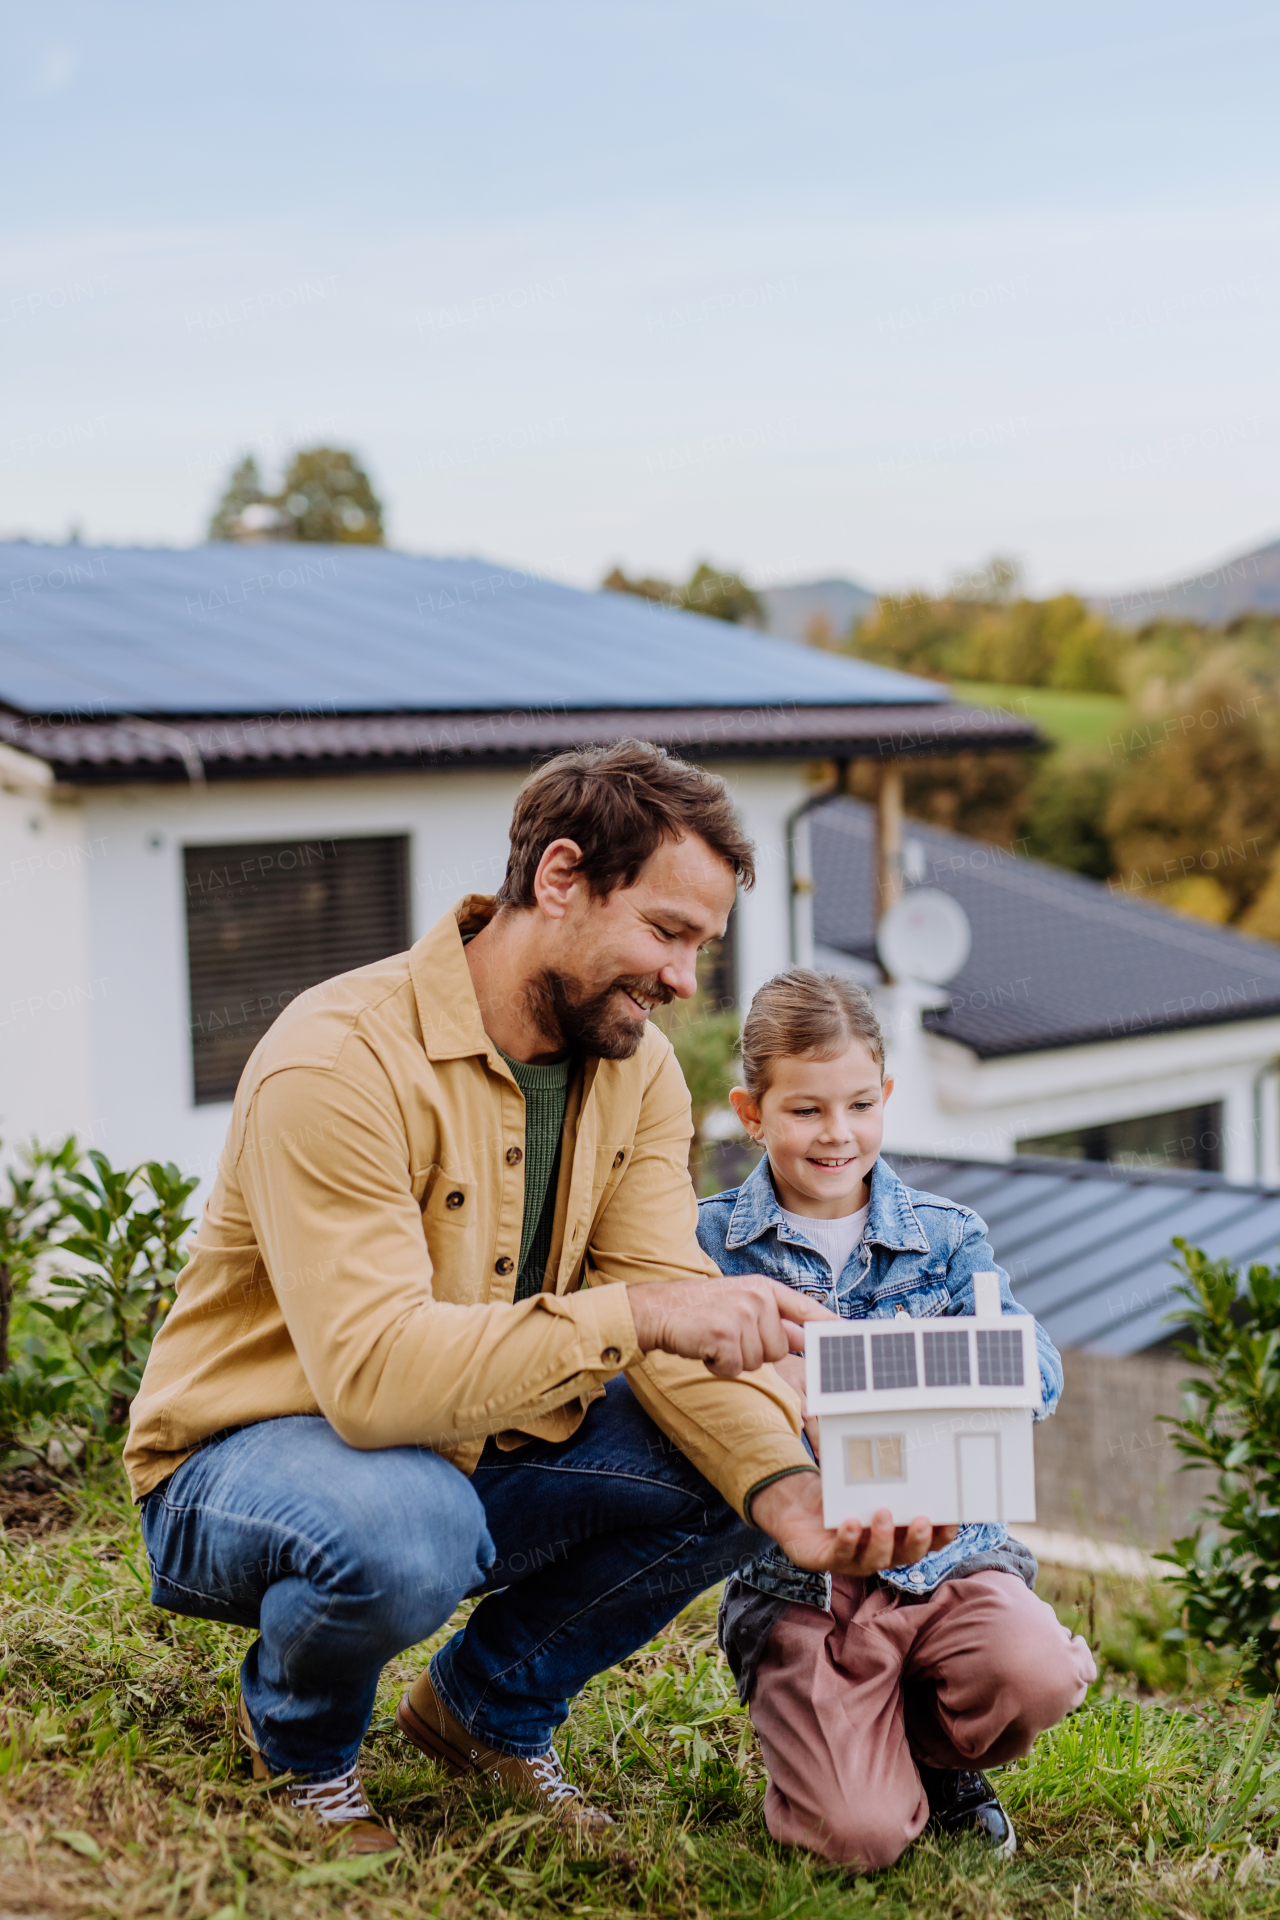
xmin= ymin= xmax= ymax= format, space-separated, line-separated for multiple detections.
xmin=778 ymin=1201 xmax=869 ymax=1281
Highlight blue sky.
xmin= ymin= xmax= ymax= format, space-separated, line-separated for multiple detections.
xmin=3 ymin=1 xmax=1277 ymax=595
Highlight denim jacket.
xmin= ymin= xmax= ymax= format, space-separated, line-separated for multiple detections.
xmin=697 ymin=1154 xmax=1063 ymax=1607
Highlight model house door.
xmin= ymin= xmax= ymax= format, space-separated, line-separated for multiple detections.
xmin=956 ymin=1432 xmax=1000 ymax=1521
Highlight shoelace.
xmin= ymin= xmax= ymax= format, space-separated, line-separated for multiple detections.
xmin=287 ymin=1766 xmax=377 ymax=1824
xmin=524 ymin=1750 xmax=583 ymax=1807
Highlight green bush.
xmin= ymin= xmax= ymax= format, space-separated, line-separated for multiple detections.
xmin=0 ymin=1139 xmax=197 ymax=1465
xmin=1158 ymin=1238 xmax=1280 ymax=1692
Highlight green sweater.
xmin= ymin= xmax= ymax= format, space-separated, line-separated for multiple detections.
xmin=496 ymin=1048 xmax=572 ymax=1301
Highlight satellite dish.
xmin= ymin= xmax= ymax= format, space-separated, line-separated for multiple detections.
xmin=876 ymin=888 xmax=971 ymax=985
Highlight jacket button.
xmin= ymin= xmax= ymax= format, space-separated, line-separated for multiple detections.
xmin=602 ymin=1346 xmax=621 ymax=1364
xmin=445 ymin=1190 xmax=465 ymax=1209
xmin=495 ymin=1256 xmax=515 ymax=1276
xmin=506 ymin=1146 xmax=523 ymax=1165
xmin=613 ymin=1150 xmax=625 ymax=1168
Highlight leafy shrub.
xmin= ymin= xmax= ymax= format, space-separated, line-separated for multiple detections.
xmin=1158 ymin=1238 xmax=1280 ymax=1692
xmin=0 ymin=1140 xmax=197 ymax=1465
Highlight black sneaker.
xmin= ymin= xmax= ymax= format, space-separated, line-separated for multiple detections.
xmin=919 ymin=1765 xmax=1016 ymax=1857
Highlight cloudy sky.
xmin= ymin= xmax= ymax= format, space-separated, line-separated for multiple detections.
xmin=3 ymin=0 xmax=1277 ymax=596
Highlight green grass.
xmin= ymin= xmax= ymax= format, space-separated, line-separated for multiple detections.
xmin=948 ymin=680 xmax=1127 ymax=750
xmin=1 ymin=1472 xmax=1278 ymax=1918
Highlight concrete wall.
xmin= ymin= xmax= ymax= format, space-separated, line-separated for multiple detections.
xmin=1033 ymin=1346 xmax=1217 ymax=1549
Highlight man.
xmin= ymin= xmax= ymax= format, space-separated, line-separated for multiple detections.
xmin=127 ymin=741 xmax=948 ymax=1853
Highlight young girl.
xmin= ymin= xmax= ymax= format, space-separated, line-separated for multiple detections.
xmin=697 ymin=969 xmax=1094 ymax=1870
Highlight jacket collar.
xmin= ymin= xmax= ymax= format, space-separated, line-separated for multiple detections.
xmin=409 ymin=895 xmax=499 ymax=1062
xmin=724 ymin=1152 xmax=930 ymax=1254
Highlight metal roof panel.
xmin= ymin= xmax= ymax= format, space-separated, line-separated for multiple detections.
xmin=815 ymin=797 xmax=1280 ymax=1054
xmin=886 ymin=1153 xmax=1280 ymax=1353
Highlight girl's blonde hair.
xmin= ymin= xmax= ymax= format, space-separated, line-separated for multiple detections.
xmin=740 ymin=968 xmax=885 ymax=1099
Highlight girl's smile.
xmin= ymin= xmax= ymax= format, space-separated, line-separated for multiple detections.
xmin=729 ymin=1040 xmax=893 ymax=1219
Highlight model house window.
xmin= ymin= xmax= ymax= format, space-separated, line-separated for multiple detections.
xmin=184 ymin=835 xmax=410 ymax=1106
xmin=844 ymin=1434 xmax=904 ymax=1483
xmin=1017 ymin=1101 xmax=1223 ymax=1172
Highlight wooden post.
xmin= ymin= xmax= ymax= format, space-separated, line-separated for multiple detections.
xmin=877 ymin=762 xmax=904 ymax=924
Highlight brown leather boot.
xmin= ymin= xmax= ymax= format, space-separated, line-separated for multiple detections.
xmin=396 ymin=1668 xmax=614 ymax=1833
xmin=236 ymin=1692 xmax=399 ymax=1855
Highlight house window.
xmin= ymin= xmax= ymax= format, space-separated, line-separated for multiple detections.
xmin=184 ymin=834 xmax=410 ymax=1106
xmin=698 ymin=898 xmax=738 ymax=1011
xmin=1017 ymin=1102 xmax=1223 ymax=1172
xmin=844 ymin=1434 xmax=905 ymax=1483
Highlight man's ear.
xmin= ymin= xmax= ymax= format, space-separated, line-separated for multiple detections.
xmin=729 ymin=1085 xmax=764 ymax=1140
xmin=532 ymin=839 xmax=584 ymax=921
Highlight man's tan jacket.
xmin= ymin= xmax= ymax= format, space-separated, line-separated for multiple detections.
xmin=125 ymin=897 xmax=810 ymax=1512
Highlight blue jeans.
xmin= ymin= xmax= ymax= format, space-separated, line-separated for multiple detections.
xmin=139 ymin=1378 xmax=762 ymax=1779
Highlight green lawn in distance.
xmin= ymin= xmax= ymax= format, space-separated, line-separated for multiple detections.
xmin=949 ymin=680 xmax=1126 ymax=750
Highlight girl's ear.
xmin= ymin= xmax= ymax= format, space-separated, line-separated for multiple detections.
xmin=729 ymin=1085 xmax=764 ymax=1139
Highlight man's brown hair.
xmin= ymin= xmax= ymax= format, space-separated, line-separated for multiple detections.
xmin=493 ymin=739 xmax=756 ymax=908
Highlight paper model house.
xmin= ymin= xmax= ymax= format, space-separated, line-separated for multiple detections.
xmin=804 ymin=1272 xmax=1040 ymax=1528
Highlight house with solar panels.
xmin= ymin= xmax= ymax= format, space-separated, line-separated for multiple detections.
xmin=805 ymin=795 xmax=1280 ymax=1187
xmin=806 ymin=1273 xmax=1040 ymax=1527
xmin=0 ymin=541 xmax=1034 ymax=1192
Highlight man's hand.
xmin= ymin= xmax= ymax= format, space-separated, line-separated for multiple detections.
xmin=751 ymin=1471 xmax=958 ymax=1576
xmin=626 ymin=1275 xmax=836 ymax=1378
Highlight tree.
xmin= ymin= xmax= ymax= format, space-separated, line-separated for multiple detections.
xmin=205 ymin=446 xmax=385 ymax=545
xmin=679 ymin=563 xmax=763 ymax=626
xmin=601 ymin=561 xmax=762 ymax=625
xmin=601 ymin=566 xmax=678 ymax=605
xmin=207 ymin=455 xmax=266 ymax=541
xmin=275 ymin=446 xmax=385 ymax=544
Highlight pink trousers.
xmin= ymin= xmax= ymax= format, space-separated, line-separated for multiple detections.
xmin=750 ymin=1571 xmax=1096 ymax=1869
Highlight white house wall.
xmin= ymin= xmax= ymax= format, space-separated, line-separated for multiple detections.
xmin=882 ymin=1007 xmax=1280 ymax=1183
xmin=0 ymin=758 xmax=810 ymax=1202
xmin=75 ymin=770 xmax=530 ymax=1192
xmin=716 ymin=759 xmax=807 ymax=1005
xmin=0 ymin=773 xmax=97 ymax=1150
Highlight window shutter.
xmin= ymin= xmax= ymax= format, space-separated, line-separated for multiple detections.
xmin=184 ymin=834 xmax=410 ymax=1105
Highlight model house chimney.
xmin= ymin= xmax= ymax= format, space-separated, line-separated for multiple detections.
xmin=972 ymin=1271 xmax=1001 ymax=1320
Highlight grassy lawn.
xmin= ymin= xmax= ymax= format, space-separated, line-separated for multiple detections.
xmin=1 ymin=1472 xmax=1277 ymax=1919
xmin=948 ymin=681 xmax=1127 ymax=751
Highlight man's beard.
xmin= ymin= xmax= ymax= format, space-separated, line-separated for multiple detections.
xmin=529 ymin=970 xmax=675 ymax=1060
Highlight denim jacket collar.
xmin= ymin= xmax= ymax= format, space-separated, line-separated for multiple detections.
xmin=723 ymin=1153 xmax=930 ymax=1255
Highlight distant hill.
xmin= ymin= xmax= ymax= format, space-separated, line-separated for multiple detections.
xmin=1100 ymin=535 xmax=1280 ymax=626
xmin=759 ymin=576 xmax=877 ymax=643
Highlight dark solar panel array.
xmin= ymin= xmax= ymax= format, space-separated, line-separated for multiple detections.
xmin=871 ymin=1330 xmax=918 ymax=1389
xmin=922 ymin=1327 xmax=971 ymax=1387
xmin=976 ymin=1327 xmax=1026 ymax=1386
xmin=0 ymin=543 xmax=947 ymax=718
xmin=819 ymin=1334 xmax=866 ymax=1394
